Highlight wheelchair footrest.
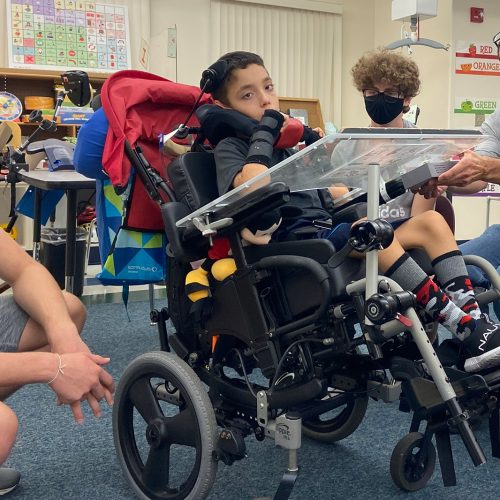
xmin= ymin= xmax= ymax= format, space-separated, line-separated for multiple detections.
xmin=434 ymin=427 xmax=457 ymax=487
xmin=402 ymin=374 xmax=489 ymax=414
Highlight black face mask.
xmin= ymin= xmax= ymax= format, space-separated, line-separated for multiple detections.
xmin=364 ymin=94 xmax=404 ymax=125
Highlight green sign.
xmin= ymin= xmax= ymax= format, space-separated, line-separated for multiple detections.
xmin=454 ymin=98 xmax=498 ymax=115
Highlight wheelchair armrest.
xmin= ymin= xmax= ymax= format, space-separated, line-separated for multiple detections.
xmin=164 ymin=182 xmax=290 ymax=261
xmin=217 ymin=182 xmax=290 ymax=234
xmin=26 ymin=141 xmax=46 ymax=155
xmin=183 ymin=182 xmax=290 ymax=240
xmin=253 ymin=254 xmax=331 ymax=335
xmin=161 ymin=201 xmax=209 ymax=261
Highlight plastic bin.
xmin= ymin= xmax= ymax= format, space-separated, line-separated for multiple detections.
xmin=40 ymin=227 xmax=88 ymax=297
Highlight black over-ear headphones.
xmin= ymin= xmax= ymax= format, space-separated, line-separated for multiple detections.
xmin=199 ymin=59 xmax=229 ymax=93
xmin=164 ymin=59 xmax=228 ymax=140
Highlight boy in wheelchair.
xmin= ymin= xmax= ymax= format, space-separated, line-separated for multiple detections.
xmin=87 ymin=59 xmax=500 ymax=499
xmin=199 ymin=50 xmax=500 ymax=374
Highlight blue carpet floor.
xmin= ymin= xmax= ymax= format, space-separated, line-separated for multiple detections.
xmin=5 ymin=301 xmax=500 ymax=500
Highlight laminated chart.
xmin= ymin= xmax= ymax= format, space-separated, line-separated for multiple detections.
xmin=6 ymin=0 xmax=131 ymax=72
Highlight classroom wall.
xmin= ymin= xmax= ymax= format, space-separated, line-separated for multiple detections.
xmin=148 ymin=0 xmax=375 ymax=130
xmin=0 ymin=0 xmax=454 ymax=129
xmin=1 ymin=3 xmax=6 ymax=65
xmin=335 ymin=0 xmax=376 ymax=129
xmin=147 ymin=0 xmax=458 ymax=130
xmin=362 ymin=0 xmax=500 ymax=240
xmin=450 ymin=0 xmax=500 ymax=239
xmin=451 ymin=0 xmax=500 ymax=129
xmin=371 ymin=0 xmax=453 ymax=129
xmin=1 ymin=0 xmax=499 ymax=239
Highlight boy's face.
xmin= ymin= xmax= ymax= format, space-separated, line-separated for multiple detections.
xmin=215 ymin=64 xmax=279 ymax=121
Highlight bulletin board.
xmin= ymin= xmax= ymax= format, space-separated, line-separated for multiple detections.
xmin=5 ymin=0 xmax=131 ymax=73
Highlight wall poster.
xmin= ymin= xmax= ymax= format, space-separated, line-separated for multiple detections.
xmin=455 ymin=40 xmax=500 ymax=77
xmin=456 ymin=183 xmax=500 ymax=197
xmin=453 ymin=97 xmax=499 ymax=116
xmin=6 ymin=0 xmax=131 ymax=73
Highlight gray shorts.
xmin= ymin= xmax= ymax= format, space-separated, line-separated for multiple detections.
xmin=0 ymin=296 xmax=29 ymax=352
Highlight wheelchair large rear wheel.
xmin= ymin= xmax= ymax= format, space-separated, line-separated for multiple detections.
xmin=113 ymin=351 xmax=218 ymax=500
xmin=390 ymin=432 xmax=436 ymax=492
xmin=302 ymin=390 xmax=368 ymax=442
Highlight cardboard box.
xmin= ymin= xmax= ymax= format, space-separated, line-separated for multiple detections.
xmin=57 ymin=107 xmax=94 ymax=124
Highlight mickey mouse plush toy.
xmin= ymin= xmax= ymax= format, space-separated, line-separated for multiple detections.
xmin=185 ymin=209 xmax=282 ymax=304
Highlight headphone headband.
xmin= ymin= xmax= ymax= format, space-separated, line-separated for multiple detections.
xmin=200 ymin=59 xmax=229 ymax=94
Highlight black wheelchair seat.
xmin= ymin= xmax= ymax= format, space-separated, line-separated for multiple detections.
xmin=162 ymin=151 xmax=369 ymax=336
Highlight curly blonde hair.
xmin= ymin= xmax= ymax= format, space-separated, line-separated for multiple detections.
xmin=351 ymin=49 xmax=420 ymax=98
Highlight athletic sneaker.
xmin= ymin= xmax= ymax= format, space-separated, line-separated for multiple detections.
xmin=463 ymin=315 xmax=500 ymax=372
xmin=0 ymin=468 xmax=20 ymax=496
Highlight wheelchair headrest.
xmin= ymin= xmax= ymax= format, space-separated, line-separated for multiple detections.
xmin=168 ymin=152 xmax=219 ymax=212
xmin=195 ymin=104 xmax=305 ymax=149
xmin=196 ymin=104 xmax=257 ymax=146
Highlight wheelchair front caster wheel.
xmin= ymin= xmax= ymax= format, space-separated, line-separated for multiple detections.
xmin=390 ymin=432 xmax=436 ymax=492
xmin=113 ymin=351 xmax=218 ymax=500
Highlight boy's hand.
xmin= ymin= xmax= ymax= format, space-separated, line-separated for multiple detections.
xmin=279 ymin=112 xmax=290 ymax=133
xmin=246 ymin=109 xmax=285 ymax=168
xmin=301 ymin=126 xmax=323 ymax=146
xmin=412 ymin=181 xmax=448 ymax=199
xmin=261 ymin=109 xmax=286 ymax=137
xmin=412 ymin=179 xmax=439 ymax=199
xmin=328 ymin=184 xmax=350 ymax=199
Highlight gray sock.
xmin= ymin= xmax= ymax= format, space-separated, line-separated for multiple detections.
xmin=386 ymin=253 xmax=475 ymax=340
xmin=432 ymin=250 xmax=481 ymax=320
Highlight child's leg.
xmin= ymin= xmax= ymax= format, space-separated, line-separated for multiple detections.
xmin=394 ymin=211 xmax=481 ymax=319
xmin=377 ymin=235 xmax=475 ymax=339
xmin=392 ymin=210 xmax=456 ymax=260
xmin=377 ymin=224 xmax=500 ymax=372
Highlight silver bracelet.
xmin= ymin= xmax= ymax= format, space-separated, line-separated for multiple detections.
xmin=47 ymin=353 xmax=66 ymax=385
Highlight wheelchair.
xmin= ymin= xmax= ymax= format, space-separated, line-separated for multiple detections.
xmin=111 ymin=146 xmax=500 ymax=500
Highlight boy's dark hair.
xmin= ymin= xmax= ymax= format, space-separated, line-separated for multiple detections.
xmin=209 ymin=51 xmax=265 ymax=104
